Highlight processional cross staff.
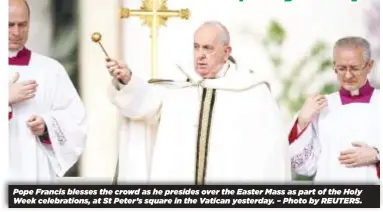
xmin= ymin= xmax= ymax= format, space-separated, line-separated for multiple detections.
xmin=91 ymin=0 xmax=190 ymax=79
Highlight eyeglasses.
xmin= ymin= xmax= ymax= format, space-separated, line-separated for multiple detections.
xmin=333 ymin=62 xmax=368 ymax=75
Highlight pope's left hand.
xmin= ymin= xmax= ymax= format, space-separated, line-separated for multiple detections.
xmin=339 ymin=142 xmax=379 ymax=168
xmin=27 ymin=115 xmax=46 ymax=136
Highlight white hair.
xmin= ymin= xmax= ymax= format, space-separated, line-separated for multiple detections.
xmin=197 ymin=21 xmax=231 ymax=45
xmin=333 ymin=36 xmax=372 ymax=61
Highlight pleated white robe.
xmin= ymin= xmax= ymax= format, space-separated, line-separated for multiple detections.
xmin=8 ymin=49 xmax=87 ymax=183
xmin=289 ymin=89 xmax=380 ymax=184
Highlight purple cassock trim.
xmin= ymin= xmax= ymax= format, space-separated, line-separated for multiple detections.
xmin=9 ymin=47 xmax=31 ymax=66
xmin=339 ymin=81 xmax=375 ymax=105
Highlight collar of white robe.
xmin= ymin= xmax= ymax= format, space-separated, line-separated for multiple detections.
xmin=149 ymin=59 xmax=270 ymax=91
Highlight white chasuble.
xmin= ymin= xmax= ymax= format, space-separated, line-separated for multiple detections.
xmin=109 ymin=61 xmax=291 ymax=184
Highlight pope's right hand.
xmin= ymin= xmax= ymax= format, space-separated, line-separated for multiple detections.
xmin=8 ymin=72 xmax=38 ymax=105
xmin=297 ymin=94 xmax=327 ymax=129
xmin=106 ymin=57 xmax=131 ymax=85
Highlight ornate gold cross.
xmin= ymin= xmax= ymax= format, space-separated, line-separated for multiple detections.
xmin=120 ymin=0 xmax=190 ymax=78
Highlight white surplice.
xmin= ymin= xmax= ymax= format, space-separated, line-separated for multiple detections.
xmin=8 ymin=50 xmax=87 ymax=183
xmin=289 ymin=91 xmax=380 ymax=184
xmin=108 ymin=61 xmax=291 ymax=184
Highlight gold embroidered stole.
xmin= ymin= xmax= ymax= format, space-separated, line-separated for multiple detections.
xmin=195 ymin=88 xmax=216 ymax=185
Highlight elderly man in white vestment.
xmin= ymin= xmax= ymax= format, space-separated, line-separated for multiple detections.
xmin=288 ymin=37 xmax=380 ymax=184
xmin=8 ymin=0 xmax=87 ymax=183
xmin=107 ymin=21 xmax=290 ymax=184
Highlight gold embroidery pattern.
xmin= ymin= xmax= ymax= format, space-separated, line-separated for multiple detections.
xmin=195 ymin=88 xmax=215 ymax=185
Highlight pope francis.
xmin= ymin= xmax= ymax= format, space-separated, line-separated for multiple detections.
xmin=107 ymin=21 xmax=291 ymax=184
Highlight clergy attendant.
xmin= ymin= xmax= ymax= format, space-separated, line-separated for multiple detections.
xmin=107 ymin=21 xmax=290 ymax=184
xmin=8 ymin=0 xmax=87 ymax=182
xmin=289 ymin=37 xmax=380 ymax=184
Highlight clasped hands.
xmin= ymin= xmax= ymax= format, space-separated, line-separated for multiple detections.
xmin=339 ymin=142 xmax=379 ymax=168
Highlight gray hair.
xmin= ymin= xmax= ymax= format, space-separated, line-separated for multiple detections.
xmin=198 ymin=21 xmax=231 ymax=45
xmin=333 ymin=36 xmax=372 ymax=61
